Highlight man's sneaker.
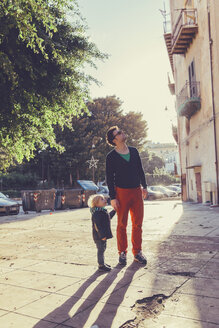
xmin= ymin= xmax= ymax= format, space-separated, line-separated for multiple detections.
xmin=119 ymin=252 xmax=127 ymax=265
xmin=134 ymin=251 xmax=147 ymax=265
xmin=105 ymin=263 xmax=111 ymax=268
xmin=98 ymin=264 xmax=111 ymax=272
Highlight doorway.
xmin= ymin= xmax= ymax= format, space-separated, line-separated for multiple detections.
xmin=195 ymin=172 xmax=202 ymax=203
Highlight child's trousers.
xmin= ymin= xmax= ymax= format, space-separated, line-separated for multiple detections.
xmin=116 ymin=186 xmax=144 ymax=256
xmin=95 ymin=240 xmax=106 ymax=266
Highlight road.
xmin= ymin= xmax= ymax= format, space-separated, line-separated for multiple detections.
xmin=0 ymin=200 xmax=219 ymax=327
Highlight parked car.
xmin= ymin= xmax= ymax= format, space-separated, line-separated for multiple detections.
xmin=166 ymin=185 xmax=181 ymax=196
xmin=149 ymin=186 xmax=177 ymax=197
xmin=146 ymin=187 xmax=164 ymax=200
xmin=97 ymin=185 xmax=111 ymax=204
xmin=0 ymin=192 xmax=20 ymax=215
xmin=172 ymin=183 xmax=181 ymax=188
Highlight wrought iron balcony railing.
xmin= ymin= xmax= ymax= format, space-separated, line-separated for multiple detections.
xmin=177 ymin=81 xmax=201 ymax=119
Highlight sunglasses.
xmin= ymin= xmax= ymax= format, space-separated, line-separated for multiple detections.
xmin=113 ymin=130 xmax=123 ymax=139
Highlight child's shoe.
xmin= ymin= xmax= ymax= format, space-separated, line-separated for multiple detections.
xmin=119 ymin=252 xmax=127 ymax=265
xmin=98 ymin=264 xmax=111 ymax=272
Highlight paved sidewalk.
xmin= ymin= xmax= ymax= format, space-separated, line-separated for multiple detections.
xmin=0 ymin=200 xmax=219 ymax=328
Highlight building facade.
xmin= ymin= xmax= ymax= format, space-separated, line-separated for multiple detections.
xmin=163 ymin=0 xmax=219 ymax=204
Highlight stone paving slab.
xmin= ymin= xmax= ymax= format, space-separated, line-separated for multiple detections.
xmin=128 ymin=271 xmax=189 ymax=293
xmin=0 ymin=267 xmax=15 ymax=275
xmin=16 ymin=293 xmax=79 ymax=324
xmin=205 ymin=228 xmax=219 ymax=237
xmin=176 ymin=276 xmax=219 ymax=298
xmin=0 ymin=284 xmax=48 ymax=312
xmin=25 ymin=261 xmax=97 ymax=279
xmin=0 ymin=269 xmax=81 ymax=293
xmin=162 ymin=293 xmax=219 ymax=325
xmin=0 ymin=309 xmax=8 ymax=317
xmin=155 ymin=257 xmax=209 ymax=275
xmin=196 ymin=258 xmax=219 ymax=279
xmin=0 ymin=258 xmax=40 ymax=269
xmin=0 ymin=312 xmax=56 ymax=328
xmin=138 ymin=313 xmax=218 ymax=328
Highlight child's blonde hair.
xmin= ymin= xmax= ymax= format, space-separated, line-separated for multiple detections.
xmin=88 ymin=194 xmax=105 ymax=208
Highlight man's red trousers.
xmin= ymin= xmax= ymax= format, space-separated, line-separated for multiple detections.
xmin=116 ymin=186 xmax=144 ymax=256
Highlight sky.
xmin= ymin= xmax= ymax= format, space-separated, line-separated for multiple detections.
xmin=77 ymin=0 xmax=176 ymax=143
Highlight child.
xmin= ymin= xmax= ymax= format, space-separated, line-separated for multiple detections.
xmin=88 ymin=194 xmax=116 ymax=272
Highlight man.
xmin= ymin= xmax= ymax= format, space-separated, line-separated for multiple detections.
xmin=106 ymin=126 xmax=148 ymax=265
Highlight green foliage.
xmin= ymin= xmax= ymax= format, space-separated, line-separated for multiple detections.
xmin=0 ymin=172 xmax=39 ymax=190
xmin=0 ymin=0 xmax=106 ymax=170
xmin=1 ymin=190 xmax=21 ymax=198
xmin=15 ymin=96 xmax=148 ymax=186
xmin=146 ymin=167 xmax=177 ymax=186
xmin=140 ymin=149 xmax=165 ymax=174
xmin=140 ymin=150 xmax=178 ymax=186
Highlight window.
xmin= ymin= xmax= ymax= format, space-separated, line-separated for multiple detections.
xmin=188 ymin=59 xmax=197 ymax=98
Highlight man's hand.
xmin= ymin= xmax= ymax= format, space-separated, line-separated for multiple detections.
xmin=142 ymin=188 xmax=148 ymax=200
xmin=102 ymin=237 xmax=106 ymax=241
xmin=111 ymin=199 xmax=120 ymax=211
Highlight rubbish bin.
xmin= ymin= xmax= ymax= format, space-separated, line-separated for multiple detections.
xmin=60 ymin=189 xmax=83 ymax=209
xmin=21 ymin=189 xmax=56 ymax=213
xmin=77 ymin=180 xmax=98 ymax=207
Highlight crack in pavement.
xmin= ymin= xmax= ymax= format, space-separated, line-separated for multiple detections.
xmin=166 ymin=271 xmax=196 ymax=277
xmin=119 ymin=278 xmax=191 ymax=327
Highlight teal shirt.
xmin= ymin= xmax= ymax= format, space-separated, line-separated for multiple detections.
xmin=118 ymin=152 xmax=130 ymax=162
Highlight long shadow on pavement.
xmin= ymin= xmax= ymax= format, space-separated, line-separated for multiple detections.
xmin=33 ymin=263 xmax=128 ymax=328
xmin=90 ymin=261 xmax=143 ymax=328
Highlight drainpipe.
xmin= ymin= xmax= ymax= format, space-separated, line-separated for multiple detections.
xmin=207 ymin=1 xmax=219 ymax=204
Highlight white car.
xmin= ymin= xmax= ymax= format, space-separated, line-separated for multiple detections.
xmin=149 ymin=186 xmax=177 ymax=197
xmin=97 ymin=185 xmax=110 ymax=204
xmin=166 ymin=185 xmax=181 ymax=196
xmin=172 ymin=183 xmax=181 ymax=188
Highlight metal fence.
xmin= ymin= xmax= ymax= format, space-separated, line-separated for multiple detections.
xmin=177 ymin=81 xmax=200 ymax=107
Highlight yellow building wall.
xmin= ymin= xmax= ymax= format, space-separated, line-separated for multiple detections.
xmin=170 ymin=0 xmax=219 ymax=203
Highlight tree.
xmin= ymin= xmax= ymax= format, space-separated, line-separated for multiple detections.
xmin=140 ymin=149 xmax=178 ymax=185
xmin=49 ymin=96 xmax=147 ymax=184
xmin=85 ymin=97 xmax=148 ymax=181
xmin=140 ymin=150 xmax=165 ymax=174
xmin=146 ymin=167 xmax=177 ymax=186
xmin=14 ymin=96 xmax=148 ymax=186
xmin=0 ymin=0 xmax=106 ymax=170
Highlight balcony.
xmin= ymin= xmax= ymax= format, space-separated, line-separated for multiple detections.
xmin=177 ymin=81 xmax=201 ymax=119
xmin=172 ymin=9 xmax=198 ymax=54
xmin=163 ymin=20 xmax=174 ymax=72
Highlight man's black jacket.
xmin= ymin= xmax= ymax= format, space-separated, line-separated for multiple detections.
xmin=106 ymin=146 xmax=147 ymax=200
